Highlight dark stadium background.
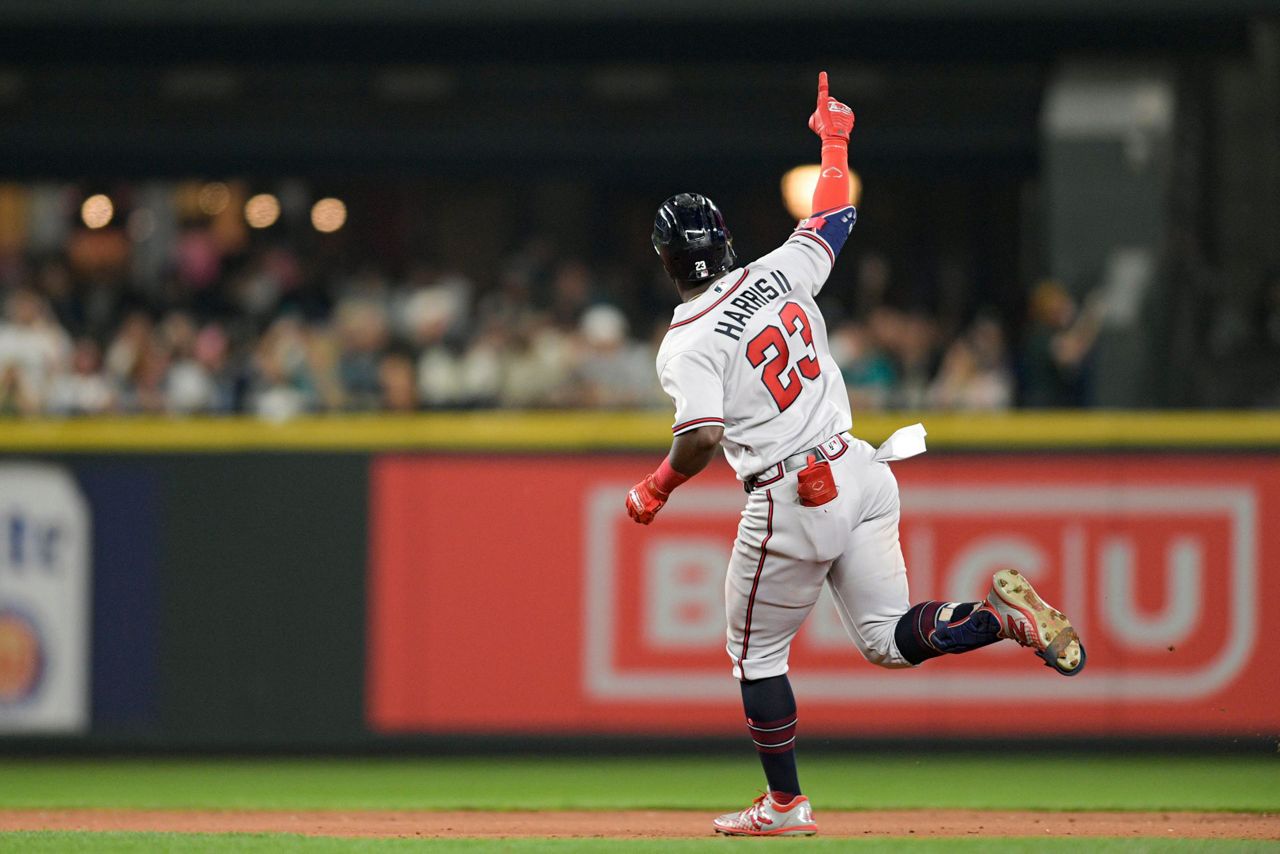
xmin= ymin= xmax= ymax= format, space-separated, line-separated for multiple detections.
xmin=0 ymin=0 xmax=1278 ymax=759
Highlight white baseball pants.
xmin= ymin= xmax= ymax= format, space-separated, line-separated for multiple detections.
xmin=725 ymin=433 xmax=920 ymax=680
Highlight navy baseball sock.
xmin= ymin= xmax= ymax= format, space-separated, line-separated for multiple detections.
xmin=740 ymin=674 xmax=800 ymax=798
xmin=893 ymin=601 xmax=1002 ymax=665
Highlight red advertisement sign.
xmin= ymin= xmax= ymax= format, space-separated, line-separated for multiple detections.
xmin=367 ymin=454 xmax=1280 ymax=736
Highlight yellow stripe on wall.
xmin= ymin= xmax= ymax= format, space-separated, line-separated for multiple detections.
xmin=1 ymin=410 xmax=1279 ymax=453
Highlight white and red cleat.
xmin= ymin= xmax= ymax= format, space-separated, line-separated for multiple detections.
xmin=713 ymin=792 xmax=818 ymax=837
xmin=984 ymin=568 xmax=1086 ymax=676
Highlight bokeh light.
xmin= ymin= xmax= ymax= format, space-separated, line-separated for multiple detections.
xmin=198 ymin=182 xmax=231 ymax=216
xmin=244 ymin=193 xmax=281 ymax=229
xmin=81 ymin=194 xmax=114 ymax=229
xmin=780 ymin=165 xmax=861 ymax=220
xmin=310 ymin=197 xmax=347 ymax=233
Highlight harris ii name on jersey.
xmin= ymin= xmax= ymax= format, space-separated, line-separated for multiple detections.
xmin=714 ymin=271 xmax=795 ymax=341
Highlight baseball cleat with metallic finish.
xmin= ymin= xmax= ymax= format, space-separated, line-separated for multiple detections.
xmin=984 ymin=568 xmax=1086 ymax=676
xmin=713 ymin=792 xmax=818 ymax=837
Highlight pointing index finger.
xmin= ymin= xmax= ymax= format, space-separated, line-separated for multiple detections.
xmin=817 ymin=71 xmax=829 ymax=104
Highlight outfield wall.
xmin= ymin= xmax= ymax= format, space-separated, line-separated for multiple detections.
xmin=0 ymin=411 xmax=1277 ymax=747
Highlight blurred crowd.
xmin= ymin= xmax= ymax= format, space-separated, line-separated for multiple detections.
xmin=0 ymin=251 xmax=674 ymax=419
xmin=0 ymin=256 xmax=1111 ymax=419
xmin=0 ymin=257 xmax=1111 ymax=420
xmin=0 ymin=187 xmax=1117 ymax=418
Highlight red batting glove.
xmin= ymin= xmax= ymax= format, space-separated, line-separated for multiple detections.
xmin=626 ymin=474 xmax=670 ymax=525
xmin=625 ymin=458 xmax=690 ymax=525
xmin=808 ymin=71 xmax=855 ymax=143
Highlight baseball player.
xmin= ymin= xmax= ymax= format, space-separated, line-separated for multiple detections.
xmin=626 ymin=72 xmax=1086 ymax=837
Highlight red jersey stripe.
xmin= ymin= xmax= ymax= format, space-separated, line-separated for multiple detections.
xmin=668 ymin=268 xmax=751 ymax=330
xmin=672 ymin=416 xmax=726 ymax=434
xmin=737 ymin=490 xmax=774 ymax=680
xmin=792 ymin=230 xmax=835 ymax=266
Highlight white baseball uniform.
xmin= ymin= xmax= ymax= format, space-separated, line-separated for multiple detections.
xmin=655 ymin=206 xmax=927 ymax=680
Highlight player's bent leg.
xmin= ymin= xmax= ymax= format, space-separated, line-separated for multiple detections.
xmin=892 ymin=600 xmax=1002 ymax=664
xmin=827 ymin=585 xmax=914 ymax=669
xmin=824 ymin=521 xmax=1003 ymax=668
xmin=824 ymin=489 xmax=917 ymax=669
xmin=825 ymin=456 xmax=1085 ymax=674
xmin=892 ymin=571 xmax=1086 ymax=675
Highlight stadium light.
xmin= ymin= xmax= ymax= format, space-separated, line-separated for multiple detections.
xmin=81 ymin=194 xmax=114 ymax=229
xmin=781 ymin=165 xmax=861 ymax=220
xmin=244 ymin=193 xmax=281 ymax=229
xmin=310 ymin=197 xmax=347 ymax=233
xmin=198 ymin=182 xmax=231 ymax=216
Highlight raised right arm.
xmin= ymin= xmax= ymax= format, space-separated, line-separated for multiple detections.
xmin=808 ymin=71 xmax=855 ymax=215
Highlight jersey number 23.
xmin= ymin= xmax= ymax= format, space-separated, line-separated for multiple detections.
xmin=745 ymin=301 xmax=821 ymax=412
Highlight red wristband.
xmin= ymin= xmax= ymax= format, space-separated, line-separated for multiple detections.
xmin=652 ymin=457 xmax=690 ymax=495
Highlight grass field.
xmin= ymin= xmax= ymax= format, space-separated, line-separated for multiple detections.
xmin=0 ymin=753 xmax=1276 ymax=852
xmin=1 ymin=754 xmax=1275 ymax=812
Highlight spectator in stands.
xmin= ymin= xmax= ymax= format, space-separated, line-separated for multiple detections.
xmin=565 ymin=304 xmax=655 ymax=408
xmin=246 ymin=316 xmax=316 ymax=421
xmin=928 ymin=314 xmax=1014 ymax=410
xmin=126 ymin=332 xmax=171 ymax=413
xmin=0 ymin=288 xmax=72 ymax=414
xmin=0 ymin=363 xmax=34 ymax=415
xmin=498 ymin=318 xmax=575 ymax=408
xmin=191 ymin=322 xmax=237 ymax=413
xmin=403 ymin=264 xmax=471 ymax=408
xmin=395 ymin=261 xmax=473 ymax=347
xmin=104 ymin=311 xmax=154 ymax=399
xmin=870 ymin=308 xmax=937 ymax=410
xmin=547 ymin=259 xmax=596 ymax=330
xmin=303 ymin=324 xmax=345 ymax=412
xmin=333 ymin=297 xmax=389 ymax=410
xmin=233 ymin=247 xmax=303 ymax=322
xmin=454 ymin=319 xmax=506 ymax=407
xmin=830 ymin=320 xmax=896 ymax=411
xmin=48 ymin=338 xmax=115 ymax=415
xmin=416 ymin=340 xmax=464 ymax=407
xmin=161 ymin=311 xmax=218 ymax=414
xmin=1021 ymin=280 xmax=1102 ymax=407
xmin=378 ymin=347 xmax=419 ymax=411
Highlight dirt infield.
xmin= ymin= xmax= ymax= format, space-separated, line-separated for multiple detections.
xmin=0 ymin=809 xmax=1276 ymax=839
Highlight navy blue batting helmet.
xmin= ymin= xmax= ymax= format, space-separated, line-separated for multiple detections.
xmin=652 ymin=193 xmax=737 ymax=286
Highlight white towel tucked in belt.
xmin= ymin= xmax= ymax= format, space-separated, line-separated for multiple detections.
xmin=873 ymin=422 xmax=927 ymax=462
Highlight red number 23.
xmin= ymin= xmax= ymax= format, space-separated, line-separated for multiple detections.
xmin=745 ymin=302 xmax=822 ymax=411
